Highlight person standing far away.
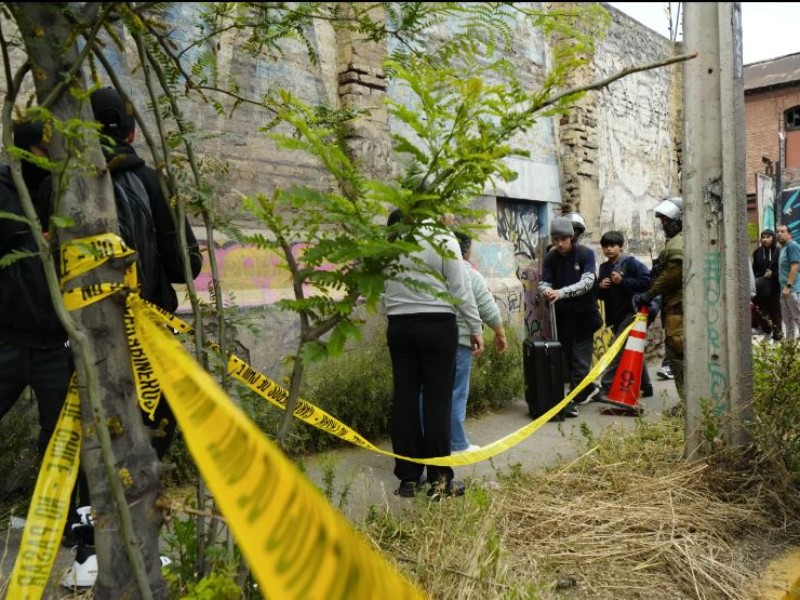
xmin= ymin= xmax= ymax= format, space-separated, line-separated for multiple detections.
xmin=776 ymin=224 xmax=800 ymax=340
xmin=565 ymin=211 xmax=587 ymax=241
xmin=593 ymin=230 xmax=653 ymax=402
xmin=539 ymin=216 xmax=602 ymax=419
xmin=384 ymin=209 xmax=484 ymax=501
xmin=752 ymin=228 xmax=782 ymax=341
xmin=451 ymin=231 xmax=507 ymax=453
xmin=635 ymin=197 xmax=685 ymax=405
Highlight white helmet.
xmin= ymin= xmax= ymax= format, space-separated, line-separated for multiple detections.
xmin=565 ymin=212 xmax=587 ymax=237
xmin=654 ymin=197 xmax=683 ymax=221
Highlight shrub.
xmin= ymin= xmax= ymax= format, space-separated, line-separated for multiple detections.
xmin=468 ymin=327 xmax=524 ymax=414
xmin=751 ymin=340 xmax=800 ymax=482
xmin=163 ymin=323 xmax=525 ymax=463
xmin=0 ymin=389 xmax=39 ymax=503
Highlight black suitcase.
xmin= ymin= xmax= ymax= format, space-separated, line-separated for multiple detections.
xmin=523 ymin=303 xmax=565 ymax=421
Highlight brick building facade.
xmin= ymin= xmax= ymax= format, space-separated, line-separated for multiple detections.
xmin=744 ymin=52 xmax=800 ymax=238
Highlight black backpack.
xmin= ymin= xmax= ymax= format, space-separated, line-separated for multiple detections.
xmin=112 ymin=170 xmax=161 ymax=302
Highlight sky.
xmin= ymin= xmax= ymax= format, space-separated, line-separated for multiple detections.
xmin=607 ymin=2 xmax=800 ymax=65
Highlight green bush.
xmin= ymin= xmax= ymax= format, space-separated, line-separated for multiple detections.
xmin=0 ymin=390 xmax=39 ymax=503
xmin=752 ymin=340 xmax=800 ymax=481
xmin=467 ymin=327 xmax=524 ymax=414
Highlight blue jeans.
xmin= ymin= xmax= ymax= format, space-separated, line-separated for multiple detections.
xmin=451 ymin=344 xmax=473 ymax=451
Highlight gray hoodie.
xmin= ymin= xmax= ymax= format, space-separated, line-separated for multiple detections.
xmin=457 ymin=260 xmax=502 ymax=347
xmin=384 ymin=225 xmax=482 ymax=335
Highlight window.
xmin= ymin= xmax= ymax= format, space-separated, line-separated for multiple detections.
xmin=786 ymin=106 xmax=800 ymax=131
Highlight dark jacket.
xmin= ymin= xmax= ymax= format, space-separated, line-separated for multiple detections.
xmin=595 ymin=254 xmax=651 ymax=328
xmin=105 ymin=143 xmax=203 ymax=312
xmin=752 ymin=234 xmax=780 ymax=296
xmin=540 ymin=244 xmax=602 ymax=336
xmin=34 ymin=143 xmax=203 ymax=314
xmin=0 ymin=166 xmax=67 ymax=346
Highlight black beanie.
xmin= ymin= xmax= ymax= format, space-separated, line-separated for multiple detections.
xmin=12 ymin=120 xmax=44 ymax=150
xmin=761 ymin=229 xmax=775 ymax=238
xmin=455 ymin=231 xmax=472 ymax=257
xmin=90 ymin=87 xmax=136 ymax=139
xmin=13 ymin=120 xmax=49 ymax=191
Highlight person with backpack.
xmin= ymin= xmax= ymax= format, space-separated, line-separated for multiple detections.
xmin=539 ymin=216 xmax=602 ymax=419
xmin=88 ymin=86 xmax=203 ymax=453
xmin=54 ymin=87 xmax=203 ymax=587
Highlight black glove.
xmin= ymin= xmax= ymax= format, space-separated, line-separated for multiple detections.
xmin=633 ymin=291 xmax=653 ymax=311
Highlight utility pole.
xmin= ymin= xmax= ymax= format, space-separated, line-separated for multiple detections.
xmin=682 ymin=2 xmax=752 ymax=456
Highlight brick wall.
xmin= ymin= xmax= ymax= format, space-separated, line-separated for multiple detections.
xmin=744 ymin=85 xmax=800 ymax=195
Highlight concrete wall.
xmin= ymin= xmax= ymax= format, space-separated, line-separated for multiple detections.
xmin=561 ymin=4 xmax=682 ymax=256
xmin=109 ymin=2 xmax=683 ymax=371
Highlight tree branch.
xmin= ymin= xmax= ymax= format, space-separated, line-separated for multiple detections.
xmin=539 ymin=52 xmax=698 ymax=112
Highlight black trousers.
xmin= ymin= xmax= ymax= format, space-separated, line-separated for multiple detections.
xmin=387 ymin=313 xmax=457 ymax=484
xmin=0 ymin=340 xmax=73 ymax=454
xmin=753 ymin=294 xmax=782 ymax=338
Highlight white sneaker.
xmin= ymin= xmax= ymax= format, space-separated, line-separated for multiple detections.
xmin=61 ymin=552 xmax=172 ymax=588
xmin=657 ymin=365 xmax=674 ymax=380
xmin=61 ymin=548 xmax=97 ymax=588
xmin=453 ymin=444 xmax=481 ymax=453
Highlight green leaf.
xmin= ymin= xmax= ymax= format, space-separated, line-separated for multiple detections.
xmin=0 ymin=249 xmax=37 ymax=269
xmin=0 ymin=211 xmax=30 ymax=225
xmin=298 ymin=340 xmax=328 ymax=365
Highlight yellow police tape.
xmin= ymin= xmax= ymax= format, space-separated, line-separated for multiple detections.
xmin=58 ymin=233 xmax=636 ymax=467
xmin=135 ymin=298 xmax=637 ymax=467
xmin=12 ymin=232 xmax=637 ymax=598
xmin=7 ymin=376 xmax=82 ymax=599
xmin=129 ymin=294 xmax=425 ymax=599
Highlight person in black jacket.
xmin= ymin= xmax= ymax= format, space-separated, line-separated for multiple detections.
xmin=594 ymin=230 xmax=653 ymax=401
xmin=752 ymin=228 xmax=782 ymax=341
xmin=539 ymin=216 xmax=602 ymax=418
xmin=89 ymin=87 xmax=203 ymax=442
xmin=58 ymin=89 xmax=204 ymax=577
xmin=0 ymin=120 xmax=72 ymax=457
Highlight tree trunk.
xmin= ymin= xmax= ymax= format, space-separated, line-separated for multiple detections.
xmin=9 ymin=4 xmax=167 ymax=597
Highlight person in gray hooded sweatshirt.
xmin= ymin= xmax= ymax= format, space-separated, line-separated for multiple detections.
xmin=384 ymin=209 xmax=484 ymax=500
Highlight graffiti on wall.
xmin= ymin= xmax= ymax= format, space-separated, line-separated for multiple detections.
xmin=496 ymin=198 xmax=615 ymax=366
xmin=183 ymin=241 xmax=335 ymax=307
xmin=496 ymin=199 xmax=550 ymax=339
xmin=497 ymin=199 xmax=543 ymax=261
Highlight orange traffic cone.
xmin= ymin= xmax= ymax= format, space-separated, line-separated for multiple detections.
xmin=600 ymin=308 xmax=649 ymax=415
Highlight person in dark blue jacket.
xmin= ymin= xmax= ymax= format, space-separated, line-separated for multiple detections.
xmin=594 ymin=230 xmax=653 ymax=401
xmin=539 ymin=216 xmax=602 ymax=418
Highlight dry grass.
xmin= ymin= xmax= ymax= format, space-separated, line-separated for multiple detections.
xmin=367 ymin=418 xmax=800 ymax=600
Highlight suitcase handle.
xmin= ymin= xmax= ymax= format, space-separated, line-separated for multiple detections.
xmin=549 ymin=301 xmax=558 ymax=341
